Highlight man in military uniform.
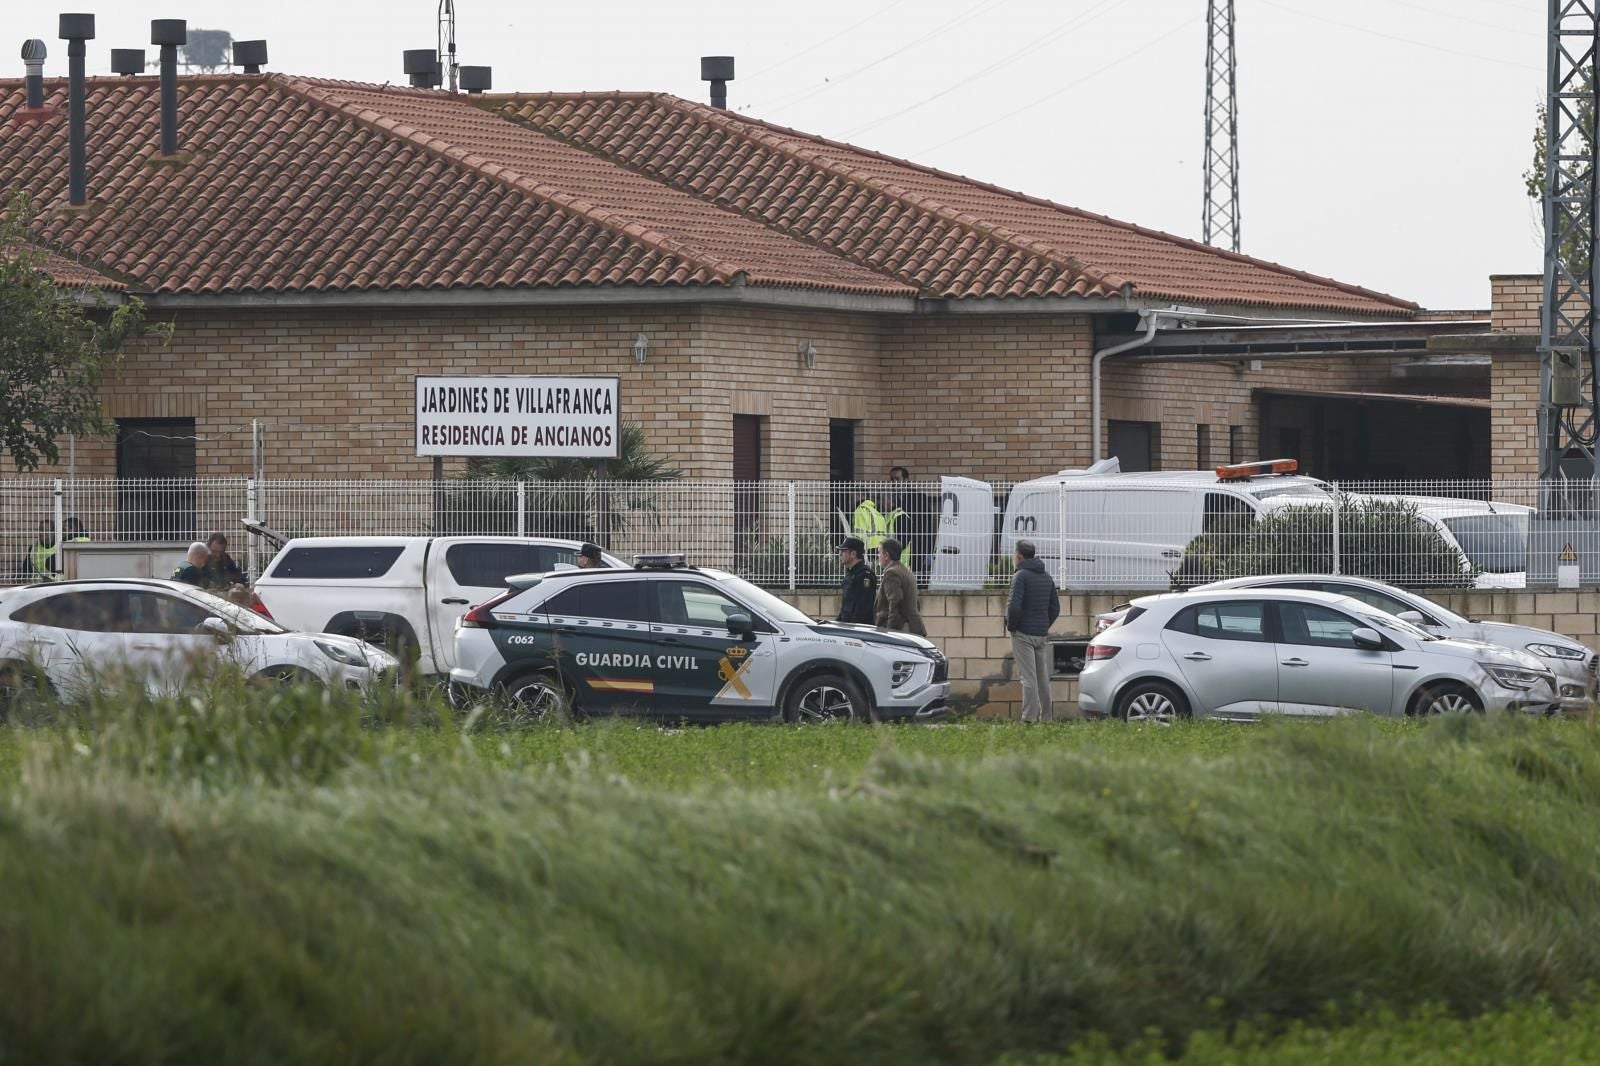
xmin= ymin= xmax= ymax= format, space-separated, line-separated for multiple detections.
xmin=835 ymin=536 xmax=877 ymax=625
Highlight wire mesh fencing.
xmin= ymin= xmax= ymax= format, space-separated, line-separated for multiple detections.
xmin=0 ymin=474 xmax=1595 ymax=592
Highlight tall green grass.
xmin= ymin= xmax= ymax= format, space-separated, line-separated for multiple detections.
xmin=5 ymin=683 xmax=1600 ymax=1063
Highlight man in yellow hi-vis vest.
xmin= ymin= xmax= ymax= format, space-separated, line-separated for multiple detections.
xmin=852 ymin=497 xmax=890 ymax=551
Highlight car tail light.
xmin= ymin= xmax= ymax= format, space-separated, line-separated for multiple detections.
xmin=1094 ymin=617 xmax=1114 ymax=633
xmin=1086 ymin=644 xmax=1120 ymax=661
xmin=460 ymin=591 xmax=514 ymax=629
xmin=246 ymin=591 xmax=274 ymax=620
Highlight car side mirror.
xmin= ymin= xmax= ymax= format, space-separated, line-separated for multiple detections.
xmin=725 ymin=612 xmax=755 ymax=641
xmin=199 ymin=616 xmax=233 ymax=642
xmin=1395 ymin=610 xmax=1426 ymax=626
xmin=1351 ymin=627 xmax=1385 ymax=651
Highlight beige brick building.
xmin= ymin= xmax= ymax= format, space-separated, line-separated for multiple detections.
xmin=4 ymin=71 xmax=1489 ymax=497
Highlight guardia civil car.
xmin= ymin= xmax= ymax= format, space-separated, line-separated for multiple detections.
xmin=449 ymin=555 xmax=950 ymax=723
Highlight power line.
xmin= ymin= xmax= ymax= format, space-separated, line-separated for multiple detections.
xmin=1258 ymin=0 xmax=1541 ymax=71
xmin=916 ymin=15 xmax=1203 ymax=156
xmin=840 ymin=0 xmax=1132 ymax=140
xmin=1371 ymin=0 xmax=1539 ymax=37
xmin=739 ymin=0 xmax=917 ymax=86
xmin=752 ymin=0 xmax=1017 ymax=115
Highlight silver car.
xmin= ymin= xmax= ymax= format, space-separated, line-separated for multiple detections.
xmin=1095 ymin=574 xmax=1596 ymax=714
xmin=1079 ymin=588 xmax=1560 ymax=722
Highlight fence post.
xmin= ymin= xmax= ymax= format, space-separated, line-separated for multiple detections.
xmin=52 ymin=479 xmax=64 ymax=578
xmin=1056 ymin=480 xmax=1067 ymax=590
xmin=787 ymin=482 xmax=797 ymax=591
xmin=1331 ymin=481 xmax=1342 ymax=576
xmin=245 ymin=478 xmax=258 ymax=582
xmin=516 ymin=481 xmax=527 ymax=538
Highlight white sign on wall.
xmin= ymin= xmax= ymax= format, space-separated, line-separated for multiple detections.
xmin=415 ymin=376 xmax=620 ymax=458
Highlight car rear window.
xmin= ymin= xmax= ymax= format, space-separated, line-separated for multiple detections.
xmin=542 ymin=580 xmax=649 ymax=623
xmin=445 ymin=543 xmax=570 ymax=588
xmin=269 ymin=546 xmax=405 ymax=580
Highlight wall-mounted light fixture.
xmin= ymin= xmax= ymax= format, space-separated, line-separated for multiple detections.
xmin=798 ymin=340 xmax=817 ymax=370
xmin=632 ymin=333 xmax=649 ymax=365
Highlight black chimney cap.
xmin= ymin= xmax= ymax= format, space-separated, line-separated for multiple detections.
xmin=233 ymin=39 xmax=267 ymax=68
xmin=460 ymin=65 xmax=492 ymax=93
xmin=58 ymin=13 xmax=96 ymax=41
xmin=700 ymin=56 xmax=735 ymax=82
xmin=110 ymin=48 xmax=145 ymax=75
xmin=21 ymin=39 xmax=47 ymax=61
xmin=150 ymin=19 xmax=187 ymax=47
xmin=403 ymin=48 xmax=437 ymax=75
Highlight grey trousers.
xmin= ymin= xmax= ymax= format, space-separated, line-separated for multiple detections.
xmin=1012 ymin=631 xmax=1053 ymax=722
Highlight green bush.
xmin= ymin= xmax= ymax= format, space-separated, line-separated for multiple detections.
xmin=1175 ymin=495 xmax=1476 ymax=589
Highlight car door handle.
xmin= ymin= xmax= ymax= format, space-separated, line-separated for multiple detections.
xmin=1281 ymin=658 xmax=1310 ymax=667
xmin=132 ymin=642 xmax=164 ymax=650
xmin=441 ymin=598 xmax=469 ymax=605
xmin=1182 ymin=652 xmax=1212 ymax=662
xmin=24 ymin=637 xmax=56 ymax=646
xmin=658 ymin=637 xmax=682 ymax=646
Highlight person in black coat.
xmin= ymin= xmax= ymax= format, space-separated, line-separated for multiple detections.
xmin=201 ymin=532 xmax=247 ymax=591
xmin=835 ymin=537 xmax=877 ymax=625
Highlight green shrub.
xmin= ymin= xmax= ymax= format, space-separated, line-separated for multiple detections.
xmin=1175 ymin=495 xmax=1476 ymax=588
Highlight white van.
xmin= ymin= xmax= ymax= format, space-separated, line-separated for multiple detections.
xmin=1002 ymin=461 xmax=1529 ymax=591
xmin=1001 ymin=459 xmax=1331 ymax=590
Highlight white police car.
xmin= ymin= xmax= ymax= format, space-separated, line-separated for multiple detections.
xmin=449 ymin=555 xmax=949 ymax=723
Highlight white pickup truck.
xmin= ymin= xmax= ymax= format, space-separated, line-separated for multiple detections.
xmin=248 ymin=528 xmax=624 ymax=676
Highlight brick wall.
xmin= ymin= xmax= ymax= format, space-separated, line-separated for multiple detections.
xmin=1491 ymin=274 xmax=1541 ymax=333
xmin=1489 ymin=273 xmax=1545 ymax=482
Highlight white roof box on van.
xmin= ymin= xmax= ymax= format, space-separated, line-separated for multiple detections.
xmin=1055 ymin=457 xmax=1122 ymax=477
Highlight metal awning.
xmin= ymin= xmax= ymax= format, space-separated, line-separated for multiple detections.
xmin=1254 ymin=387 xmax=1490 ymax=410
xmin=1106 ymin=319 xmax=1491 ymax=363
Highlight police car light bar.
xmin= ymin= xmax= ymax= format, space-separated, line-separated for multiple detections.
xmin=1215 ymin=458 xmax=1298 ymax=481
xmin=633 ymin=553 xmax=687 ymax=570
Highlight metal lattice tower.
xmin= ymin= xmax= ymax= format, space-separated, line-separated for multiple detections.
xmin=1540 ymin=0 xmax=1600 ymax=480
xmin=1202 ymin=0 xmax=1240 ymax=252
xmin=437 ymin=0 xmax=458 ymax=93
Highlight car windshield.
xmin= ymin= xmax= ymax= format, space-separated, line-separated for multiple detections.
xmin=713 ymin=574 xmax=816 ymax=624
xmin=1362 ymin=611 xmax=1436 ymax=641
xmin=1250 ymin=482 xmax=1332 ymax=500
xmin=1440 ymin=513 xmax=1529 ymax=574
xmin=182 ymin=587 xmax=286 ymax=634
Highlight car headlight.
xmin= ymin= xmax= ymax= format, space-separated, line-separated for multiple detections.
xmin=1526 ymin=642 xmax=1588 ymax=661
xmin=1485 ymin=665 xmax=1544 ymax=691
xmin=315 ymin=639 xmax=368 ymax=667
xmin=891 ymin=661 xmax=920 ymax=688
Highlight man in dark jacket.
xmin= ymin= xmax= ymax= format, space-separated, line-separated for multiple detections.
xmin=173 ymin=542 xmax=210 ymax=587
xmin=835 ymin=537 xmax=877 ymax=625
xmin=202 ymin=532 xmax=248 ymax=591
xmin=1006 ymin=539 xmax=1060 ymax=722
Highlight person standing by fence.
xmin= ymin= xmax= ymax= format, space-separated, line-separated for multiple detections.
xmin=836 ymin=537 xmax=877 ymax=625
xmin=1006 ymin=539 xmax=1059 ymax=723
xmin=874 ymin=538 xmax=926 ymax=636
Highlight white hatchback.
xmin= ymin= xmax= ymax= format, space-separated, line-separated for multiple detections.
xmin=0 ymin=579 xmax=398 ymax=701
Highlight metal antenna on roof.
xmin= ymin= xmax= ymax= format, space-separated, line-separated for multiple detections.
xmin=438 ymin=0 xmax=458 ymax=93
xmin=1201 ymin=0 xmax=1240 ymax=253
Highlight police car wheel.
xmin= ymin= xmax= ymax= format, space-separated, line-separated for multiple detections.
xmin=784 ymin=672 xmax=872 ymax=724
xmin=0 ymin=663 xmax=50 ymax=713
xmin=501 ymin=672 xmax=571 ymax=724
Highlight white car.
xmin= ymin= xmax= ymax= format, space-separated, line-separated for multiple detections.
xmin=1078 ymin=588 xmax=1559 ymax=722
xmin=1095 ymin=573 xmax=1596 ymax=714
xmin=249 ymin=529 xmax=625 ymax=676
xmin=0 ymin=579 xmax=398 ymax=701
xmin=449 ymin=554 xmax=950 ymax=722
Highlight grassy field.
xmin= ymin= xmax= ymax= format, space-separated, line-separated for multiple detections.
xmin=3 ymin=685 xmax=1600 ymax=1063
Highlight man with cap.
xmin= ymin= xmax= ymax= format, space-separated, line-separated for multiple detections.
xmin=835 ymin=536 xmax=877 ymax=625
xmin=575 ymin=543 xmax=608 ymax=569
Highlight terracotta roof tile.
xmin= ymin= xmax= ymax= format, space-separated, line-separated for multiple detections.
xmin=0 ymin=75 xmax=1413 ymax=313
xmin=491 ymin=92 xmax=1415 ymax=316
xmin=6 ymin=241 xmax=126 ymax=290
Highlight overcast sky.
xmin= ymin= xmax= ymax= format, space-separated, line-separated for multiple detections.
xmin=38 ymin=0 xmax=1548 ymax=310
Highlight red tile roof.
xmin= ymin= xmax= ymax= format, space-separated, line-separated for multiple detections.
xmin=493 ymin=92 xmax=1417 ymax=316
xmin=5 ymin=241 xmax=126 ymax=290
xmin=0 ymin=75 xmax=1414 ymax=314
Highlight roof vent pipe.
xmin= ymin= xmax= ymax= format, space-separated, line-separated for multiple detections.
xmin=150 ymin=18 xmax=185 ymax=155
xmin=58 ymin=14 xmax=94 ymax=206
xmin=403 ymin=48 xmax=439 ymax=88
xmin=110 ymin=48 xmax=145 ymax=76
xmin=21 ymin=39 xmax=46 ymax=108
xmin=232 ymin=39 xmax=267 ymax=74
xmin=700 ymin=55 xmax=734 ymax=109
xmin=459 ymin=65 xmax=491 ymax=94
